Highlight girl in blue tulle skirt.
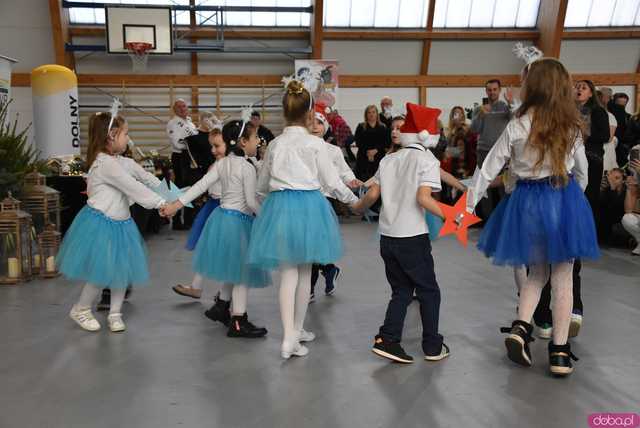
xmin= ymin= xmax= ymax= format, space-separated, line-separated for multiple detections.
xmin=59 ymin=112 xmax=167 ymax=333
xmin=466 ymin=58 xmax=599 ymax=377
xmin=163 ymin=119 xmax=270 ymax=338
xmin=246 ymin=80 xmax=360 ymax=359
xmin=172 ymin=127 xmax=229 ymax=301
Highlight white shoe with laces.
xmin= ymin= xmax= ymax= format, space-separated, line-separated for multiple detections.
xmin=299 ymin=329 xmax=316 ymax=342
xmin=281 ymin=342 xmax=309 ymax=359
xmin=69 ymin=307 xmax=101 ymax=331
xmin=107 ymin=313 xmax=126 ymax=332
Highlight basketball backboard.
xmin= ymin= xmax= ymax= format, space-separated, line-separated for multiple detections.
xmin=106 ymin=6 xmax=173 ymax=55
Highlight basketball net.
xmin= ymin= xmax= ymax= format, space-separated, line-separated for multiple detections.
xmin=125 ymin=42 xmax=152 ymax=73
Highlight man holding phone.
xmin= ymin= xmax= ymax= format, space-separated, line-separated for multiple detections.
xmin=471 ymin=79 xmax=514 ymax=168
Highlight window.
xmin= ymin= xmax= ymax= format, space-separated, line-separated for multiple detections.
xmin=433 ymin=0 xmax=540 ymax=28
xmin=323 ymin=0 xmax=430 ymax=28
xmin=323 ymin=0 xmax=539 ymax=29
xmin=564 ymin=0 xmax=640 ymax=27
xmin=67 ymin=0 xmax=311 ymax=27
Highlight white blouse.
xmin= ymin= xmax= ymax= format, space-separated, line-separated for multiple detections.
xmin=467 ymin=114 xmax=588 ymax=211
xmin=179 ymin=154 xmax=259 ymax=215
xmin=322 ymin=143 xmax=356 ymax=197
xmin=256 ymin=126 xmax=358 ymax=205
xmin=87 ymin=153 xmax=166 ymax=221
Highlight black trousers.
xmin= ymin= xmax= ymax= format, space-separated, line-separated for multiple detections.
xmin=532 ymin=259 xmax=583 ymax=326
xmin=170 ymin=151 xmax=195 ymax=228
xmin=379 ymin=234 xmax=443 ymax=355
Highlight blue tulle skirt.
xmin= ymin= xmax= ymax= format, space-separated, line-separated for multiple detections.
xmin=193 ymin=208 xmax=270 ymax=288
xmin=477 ymin=177 xmax=600 ymax=266
xmin=186 ymin=198 xmax=220 ymax=251
xmin=247 ymin=189 xmax=343 ymax=269
xmin=57 ymin=206 xmax=149 ymax=289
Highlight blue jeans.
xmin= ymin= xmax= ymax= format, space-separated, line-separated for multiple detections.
xmin=379 ymin=234 xmax=443 ymax=355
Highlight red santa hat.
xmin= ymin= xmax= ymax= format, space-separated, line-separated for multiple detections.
xmin=399 ymin=103 xmax=441 ymax=148
xmin=314 ymin=103 xmax=331 ymax=132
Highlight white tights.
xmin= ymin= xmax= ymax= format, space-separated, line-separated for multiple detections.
xmin=231 ymin=284 xmax=248 ymax=316
xmin=75 ymin=283 xmax=126 ymax=315
xmin=517 ymin=262 xmax=574 ymax=345
xmin=279 ymin=264 xmax=312 ymax=348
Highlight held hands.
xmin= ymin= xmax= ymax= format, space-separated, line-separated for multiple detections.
xmin=160 ymin=200 xmax=184 ymax=218
xmin=348 ymin=179 xmax=364 ymax=189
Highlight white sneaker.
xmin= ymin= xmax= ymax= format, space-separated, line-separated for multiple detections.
xmin=107 ymin=313 xmax=126 ymax=332
xmin=281 ymin=342 xmax=309 ymax=359
xmin=299 ymin=329 xmax=316 ymax=342
xmin=69 ymin=307 xmax=101 ymax=331
xmin=569 ymin=313 xmax=582 ymax=338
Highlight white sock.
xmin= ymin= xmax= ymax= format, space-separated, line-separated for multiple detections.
xmin=550 ymin=262 xmax=574 ymax=345
xmin=231 ymin=284 xmax=248 ymax=315
xmin=293 ymin=264 xmax=312 ymax=334
xmin=191 ymin=273 xmax=204 ymax=290
xmin=517 ymin=264 xmax=550 ymax=323
xmin=219 ymin=283 xmax=233 ymax=301
xmin=109 ymin=289 xmax=127 ymax=315
xmin=279 ymin=265 xmax=300 ymax=347
xmin=75 ymin=283 xmax=102 ymax=310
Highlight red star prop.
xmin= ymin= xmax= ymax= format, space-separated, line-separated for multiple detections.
xmin=437 ymin=191 xmax=482 ymax=247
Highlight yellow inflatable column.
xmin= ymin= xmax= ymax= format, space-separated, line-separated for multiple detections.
xmin=31 ymin=65 xmax=80 ymax=158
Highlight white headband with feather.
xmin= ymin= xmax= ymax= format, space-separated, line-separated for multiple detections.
xmin=231 ymin=105 xmax=253 ymax=146
xmin=107 ymin=97 xmax=122 ymax=132
xmin=513 ymin=42 xmax=543 ymax=66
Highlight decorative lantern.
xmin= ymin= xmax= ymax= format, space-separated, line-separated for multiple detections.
xmin=37 ymin=223 xmax=61 ymax=278
xmin=0 ymin=194 xmax=33 ymax=285
xmin=21 ymin=171 xmax=61 ymax=233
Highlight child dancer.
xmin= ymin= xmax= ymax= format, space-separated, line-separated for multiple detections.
xmin=172 ymin=128 xmax=228 ymax=301
xmin=467 ymin=58 xmax=599 ymax=376
xmin=248 ymin=80 xmax=360 ymax=359
xmin=353 ymin=103 xmax=450 ymax=364
xmin=309 ymin=104 xmax=362 ymax=301
xmin=59 ymin=111 xmax=167 ymax=333
xmin=163 ymin=120 xmax=270 ymax=338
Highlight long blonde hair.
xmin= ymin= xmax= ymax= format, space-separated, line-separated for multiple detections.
xmin=516 ymin=58 xmax=583 ymax=184
xmin=87 ymin=112 xmax=126 ymax=169
xmin=447 ymin=106 xmax=469 ymax=141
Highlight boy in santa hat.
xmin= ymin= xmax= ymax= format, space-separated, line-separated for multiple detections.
xmin=309 ymin=104 xmax=363 ymax=300
xmin=353 ymin=103 xmax=450 ymax=363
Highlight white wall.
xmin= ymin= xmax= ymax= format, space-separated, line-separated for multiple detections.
xmin=429 ymin=40 xmax=534 ymax=74
xmin=323 ymin=40 xmax=423 ymax=74
xmin=561 ymin=39 xmax=640 ymax=73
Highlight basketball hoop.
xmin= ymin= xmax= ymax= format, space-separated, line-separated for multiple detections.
xmin=125 ymin=42 xmax=152 ymax=72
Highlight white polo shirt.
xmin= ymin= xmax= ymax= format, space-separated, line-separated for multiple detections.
xmin=373 ymin=143 xmax=442 ymax=238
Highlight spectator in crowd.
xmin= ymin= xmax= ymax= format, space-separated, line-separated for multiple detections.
xmin=597 ymin=89 xmax=619 ymax=171
xmin=471 ymin=79 xmax=514 ymax=168
xmin=471 ymin=79 xmax=513 ymax=218
xmin=575 ymin=80 xmax=610 ymax=225
xmin=250 ymin=110 xmax=275 ymax=145
xmin=354 ymin=105 xmax=389 ymax=181
xmin=327 ymin=108 xmax=356 ymax=165
xmin=598 ymin=168 xmax=627 ymax=245
xmin=166 ymin=99 xmax=197 ymax=229
xmin=609 ymin=93 xmax=632 ymax=164
xmin=184 ymin=111 xmax=217 ymax=185
xmin=623 ymin=106 xmax=640 ymax=151
xmin=379 ymin=96 xmax=394 ymax=128
xmin=622 ymin=158 xmax=640 ymax=255
xmin=447 ymin=106 xmax=474 ymax=176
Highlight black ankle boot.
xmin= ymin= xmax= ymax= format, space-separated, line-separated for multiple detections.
xmin=549 ymin=342 xmax=578 ymax=377
xmin=204 ymin=299 xmax=231 ymax=326
xmin=227 ymin=314 xmax=268 ymax=338
xmin=500 ymin=320 xmax=535 ymax=367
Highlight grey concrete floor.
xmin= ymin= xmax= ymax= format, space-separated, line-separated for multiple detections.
xmin=1 ymin=221 xmax=639 ymax=428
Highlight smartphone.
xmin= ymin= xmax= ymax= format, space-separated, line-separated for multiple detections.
xmin=631 ymin=148 xmax=639 ymax=162
xmin=482 ymin=97 xmax=490 ymax=105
